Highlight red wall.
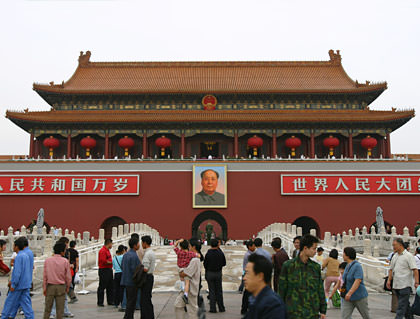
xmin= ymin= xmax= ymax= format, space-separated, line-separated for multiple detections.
xmin=0 ymin=170 xmax=418 ymax=239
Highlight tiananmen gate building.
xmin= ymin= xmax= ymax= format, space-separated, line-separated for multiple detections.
xmin=1 ymin=50 xmax=418 ymax=240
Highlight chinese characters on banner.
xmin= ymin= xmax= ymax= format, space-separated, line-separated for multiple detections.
xmin=281 ymin=175 xmax=420 ymax=195
xmin=0 ymin=175 xmax=139 ymax=195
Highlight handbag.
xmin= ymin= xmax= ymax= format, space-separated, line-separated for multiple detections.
xmin=0 ymin=260 xmax=10 ymax=275
xmin=74 ymin=272 xmax=81 ymax=285
xmin=331 ymin=290 xmax=341 ymax=308
xmin=383 ymin=276 xmax=393 ymax=292
xmin=340 ymin=261 xmax=356 ymax=298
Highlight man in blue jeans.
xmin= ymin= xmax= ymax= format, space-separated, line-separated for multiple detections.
xmin=387 ymin=238 xmax=419 ymax=319
xmin=121 ymin=237 xmax=141 ymax=319
xmin=1 ymin=238 xmax=34 ymax=319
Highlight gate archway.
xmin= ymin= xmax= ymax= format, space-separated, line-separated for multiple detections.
xmin=192 ymin=210 xmax=228 ymax=242
xmin=292 ymin=216 xmax=320 ymax=237
xmin=100 ymin=216 xmax=127 ymax=240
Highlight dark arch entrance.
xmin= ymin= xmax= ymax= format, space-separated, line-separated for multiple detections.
xmin=192 ymin=210 xmax=228 ymax=242
xmin=100 ymin=216 xmax=127 ymax=240
xmin=292 ymin=216 xmax=320 ymax=237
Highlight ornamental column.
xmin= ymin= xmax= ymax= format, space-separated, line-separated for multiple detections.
xmin=105 ymin=133 xmax=109 ymax=159
xmin=142 ymin=133 xmax=148 ymax=158
xmin=272 ymin=132 xmax=277 ymax=158
xmin=29 ymin=133 xmax=34 ymax=158
xmin=380 ymin=137 xmax=386 ymax=158
xmin=310 ymin=133 xmax=315 ymax=158
xmin=181 ymin=133 xmax=185 ymax=158
xmin=386 ymin=132 xmax=391 ymax=158
xmin=348 ymin=133 xmax=353 ymax=158
xmin=234 ymin=132 xmax=239 ymax=157
xmin=34 ymin=138 xmax=39 ymax=158
xmin=67 ymin=134 xmax=72 ymax=158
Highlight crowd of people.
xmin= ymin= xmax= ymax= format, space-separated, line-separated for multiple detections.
xmin=240 ymin=235 xmax=420 ymax=319
xmin=1 ymin=233 xmax=420 ymax=319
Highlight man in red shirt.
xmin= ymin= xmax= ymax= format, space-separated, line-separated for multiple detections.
xmin=43 ymin=242 xmax=72 ymax=319
xmin=97 ymin=239 xmax=113 ymax=307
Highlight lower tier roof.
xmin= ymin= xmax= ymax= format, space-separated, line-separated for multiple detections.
xmin=6 ymin=109 xmax=414 ymax=131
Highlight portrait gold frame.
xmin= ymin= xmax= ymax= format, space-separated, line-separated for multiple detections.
xmin=193 ymin=164 xmax=227 ymax=208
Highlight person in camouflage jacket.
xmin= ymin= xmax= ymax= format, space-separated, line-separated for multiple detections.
xmin=278 ymin=234 xmax=327 ymax=319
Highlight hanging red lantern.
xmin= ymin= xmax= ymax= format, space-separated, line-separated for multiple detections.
xmin=323 ymin=135 xmax=340 ymax=156
xmin=285 ymin=136 xmax=302 ymax=157
xmin=43 ymin=136 xmax=60 ymax=157
xmin=80 ymin=136 xmax=96 ymax=157
xmin=155 ymin=136 xmax=171 ymax=157
xmin=361 ymin=135 xmax=377 ymax=157
xmin=118 ymin=136 xmax=135 ymax=157
xmin=247 ymin=135 xmax=263 ymax=157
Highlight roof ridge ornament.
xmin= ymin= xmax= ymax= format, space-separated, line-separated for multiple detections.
xmin=78 ymin=51 xmax=91 ymax=66
xmin=328 ymin=49 xmax=341 ymax=65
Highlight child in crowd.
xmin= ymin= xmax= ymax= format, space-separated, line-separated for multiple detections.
xmin=174 ymin=239 xmax=200 ymax=304
xmin=328 ymin=261 xmax=348 ymax=307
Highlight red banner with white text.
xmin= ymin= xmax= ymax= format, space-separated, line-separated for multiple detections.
xmin=0 ymin=175 xmax=139 ymax=195
xmin=281 ymin=174 xmax=420 ymax=195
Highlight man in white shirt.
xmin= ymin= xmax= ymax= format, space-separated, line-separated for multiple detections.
xmin=387 ymin=238 xmax=419 ymax=319
xmin=141 ymin=235 xmax=156 ymax=319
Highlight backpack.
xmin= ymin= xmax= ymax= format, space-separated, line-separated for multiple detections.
xmin=132 ymin=263 xmax=147 ymax=288
xmin=331 ymin=291 xmax=341 ymax=308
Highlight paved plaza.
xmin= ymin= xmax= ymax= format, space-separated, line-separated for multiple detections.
xmin=0 ymin=286 xmax=413 ymax=319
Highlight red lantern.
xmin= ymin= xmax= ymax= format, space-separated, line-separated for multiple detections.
xmin=285 ymin=136 xmax=302 ymax=157
xmin=247 ymin=135 xmax=263 ymax=157
xmin=118 ymin=136 xmax=135 ymax=157
xmin=43 ymin=136 xmax=60 ymax=157
xmin=155 ymin=136 xmax=171 ymax=157
xmin=80 ymin=136 xmax=96 ymax=157
xmin=323 ymin=135 xmax=340 ymax=156
xmin=361 ymin=135 xmax=377 ymax=157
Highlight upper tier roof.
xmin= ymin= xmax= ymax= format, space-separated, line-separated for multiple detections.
xmin=33 ymin=50 xmax=387 ymax=97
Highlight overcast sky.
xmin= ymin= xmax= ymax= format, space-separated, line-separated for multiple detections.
xmin=1 ymin=0 xmax=419 ymax=155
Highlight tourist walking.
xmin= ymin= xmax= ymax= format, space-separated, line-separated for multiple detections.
xmin=0 ymin=239 xmax=10 ymax=275
xmin=50 ymin=237 xmax=74 ymax=318
xmin=253 ymin=238 xmax=271 ymax=261
xmin=67 ymin=240 xmax=79 ymax=304
xmin=322 ymin=249 xmax=340 ymax=299
xmin=113 ymin=245 xmax=126 ymax=308
xmin=291 ymin=236 xmax=301 ymax=258
xmin=43 ymin=242 xmax=72 ymax=319
xmin=1 ymin=238 xmax=34 ymax=319
xmin=278 ymin=234 xmax=326 ymax=319
xmin=121 ymin=234 xmax=143 ymax=311
xmin=141 ymin=235 xmax=156 ymax=319
xmin=174 ymin=238 xmax=202 ymax=319
xmin=97 ymin=238 xmax=114 ymax=307
xmin=271 ymin=238 xmax=289 ymax=293
xmin=329 ymin=262 xmax=348 ymax=305
xmin=204 ymin=238 xmax=226 ymax=313
xmin=121 ymin=238 xmax=141 ymax=319
xmin=241 ymin=240 xmax=256 ymax=315
xmin=341 ymin=247 xmax=370 ymax=319
xmin=386 ymin=238 xmax=419 ymax=319
xmin=316 ymin=247 xmax=325 ymax=264
xmin=243 ymin=254 xmax=286 ymax=319
xmin=174 ymin=238 xmax=200 ymax=304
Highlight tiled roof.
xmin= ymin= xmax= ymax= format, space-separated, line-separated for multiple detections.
xmin=32 ymin=50 xmax=387 ymax=95
xmin=6 ymin=109 xmax=414 ymax=124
